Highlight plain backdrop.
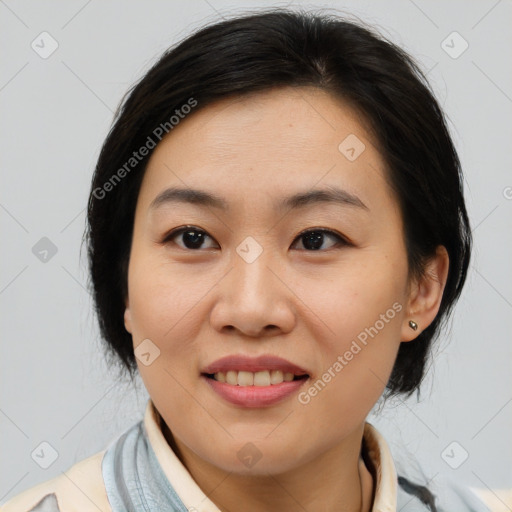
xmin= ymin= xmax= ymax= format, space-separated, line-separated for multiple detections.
xmin=1 ymin=0 xmax=511 ymax=508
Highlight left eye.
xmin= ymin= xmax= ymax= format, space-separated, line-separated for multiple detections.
xmin=292 ymin=229 xmax=348 ymax=251
xmin=162 ymin=227 xmax=348 ymax=251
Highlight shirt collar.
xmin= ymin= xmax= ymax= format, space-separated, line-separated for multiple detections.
xmin=143 ymin=398 xmax=398 ymax=511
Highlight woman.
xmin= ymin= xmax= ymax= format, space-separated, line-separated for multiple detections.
xmin=2 ymin=8 xmax=489 ymax=512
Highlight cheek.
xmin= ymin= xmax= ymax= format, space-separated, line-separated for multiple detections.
xmin=126 ymin=259 xmax=207 ymax=416
xmin=300 ymin=254 xmax=405 ymax=410
xmin=127 ymin=256 xmax=209 ymax=341
xmin=310 ymin=251 xmax=406 ymax=342
xmin=299 ymin=303 xmax=402 ymax=443
xmin=126 ymin=256 xmax=219 ymax=402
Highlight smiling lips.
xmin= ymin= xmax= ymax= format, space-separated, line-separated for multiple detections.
xmin=201 ymin=354 xmax=310 ymax=407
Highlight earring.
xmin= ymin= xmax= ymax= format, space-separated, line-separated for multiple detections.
xmin=408 ymin=320 xmax=418 ymax=331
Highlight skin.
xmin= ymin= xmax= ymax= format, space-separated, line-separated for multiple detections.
xmin=124 ymin=86 xmax=449 ymax=512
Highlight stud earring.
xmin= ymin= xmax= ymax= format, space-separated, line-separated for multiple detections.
xmin=408 ymin=320 xmax=418 ymax=331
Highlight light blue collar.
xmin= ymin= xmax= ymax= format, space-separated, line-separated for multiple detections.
xmin=102 ymin=420 xmax=189 ymax=511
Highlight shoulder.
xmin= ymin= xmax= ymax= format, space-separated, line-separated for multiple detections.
xmin=397 ymin=471 xmax=490 ymax=512
xmin=0 ymin=450 xmax=111 ymax=512
xmin=365 ymin=422 xmax=490 ymax=512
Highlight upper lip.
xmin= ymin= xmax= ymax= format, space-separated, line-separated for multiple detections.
xmin=201 ymin=355 xmax=310 ymax=376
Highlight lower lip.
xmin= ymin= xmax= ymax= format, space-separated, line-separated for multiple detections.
xmin=202 ymin=375 xmax=309 ymax=408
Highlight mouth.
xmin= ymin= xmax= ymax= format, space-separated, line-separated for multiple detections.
xmin=200 ymin=354 xmax=311 ymax=407
xmin=202 ymin=370 xmax=310 ymax=386
xmin=201 ymin=354 xmax=311 ymax=385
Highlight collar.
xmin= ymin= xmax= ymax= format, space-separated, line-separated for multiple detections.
xmin=143 ymin=398 xmax=398 ymax=511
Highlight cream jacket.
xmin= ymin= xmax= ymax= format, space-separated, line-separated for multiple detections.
xmin=1 ymin=399 xmax=489 ymax=512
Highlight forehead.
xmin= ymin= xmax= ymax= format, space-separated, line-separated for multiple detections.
xmin=138 ymin=86 xmax=392 ymax=213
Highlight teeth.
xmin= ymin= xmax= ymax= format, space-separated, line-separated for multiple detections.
xmin=270 ymin=370 xmax=283 ymax=384
xmin=238 ymin=371 xmax=254 ymax=386
xmin=226 ymin=370 xmax=238 ymax=385
xmin=215 ymin=371 xmax=226 ymax=383
xmin=212 ymin=370 xmax=302 ymax=386
xmin=253 ymin=370 xmax=270 ymax=386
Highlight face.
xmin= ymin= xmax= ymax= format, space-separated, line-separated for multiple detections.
xmin=124 ymin=86 xmax=427 ymax=475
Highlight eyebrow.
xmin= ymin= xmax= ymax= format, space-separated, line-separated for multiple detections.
xmin=149 ymin=185 xmax=369 ymax=213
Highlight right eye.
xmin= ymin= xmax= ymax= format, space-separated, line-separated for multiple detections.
xmin=162 ymin=226 xmax=219 ymax=250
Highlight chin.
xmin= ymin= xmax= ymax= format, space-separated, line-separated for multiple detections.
xmin=197 ymin=438 xmax=309 ymax=476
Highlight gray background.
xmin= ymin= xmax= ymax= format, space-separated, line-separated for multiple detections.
xmin=1 ymin=0 xmax=511 ymax=509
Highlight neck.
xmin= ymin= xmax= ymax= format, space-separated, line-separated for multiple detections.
xmin=162 ymin=421 xmax=375 ymax=512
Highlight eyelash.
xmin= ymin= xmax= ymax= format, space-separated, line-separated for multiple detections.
xmin=161 ymin=225 xmax=351 ymax=252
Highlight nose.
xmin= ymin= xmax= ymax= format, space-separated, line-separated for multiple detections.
xmin=209 ymin=243 xmax=296 ymax=338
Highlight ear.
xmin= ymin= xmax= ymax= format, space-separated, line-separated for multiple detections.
xmin=124 ymin=296 xmax=133 ymax=334
xmin=401 ymin=245 xmax=449 ymax=342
